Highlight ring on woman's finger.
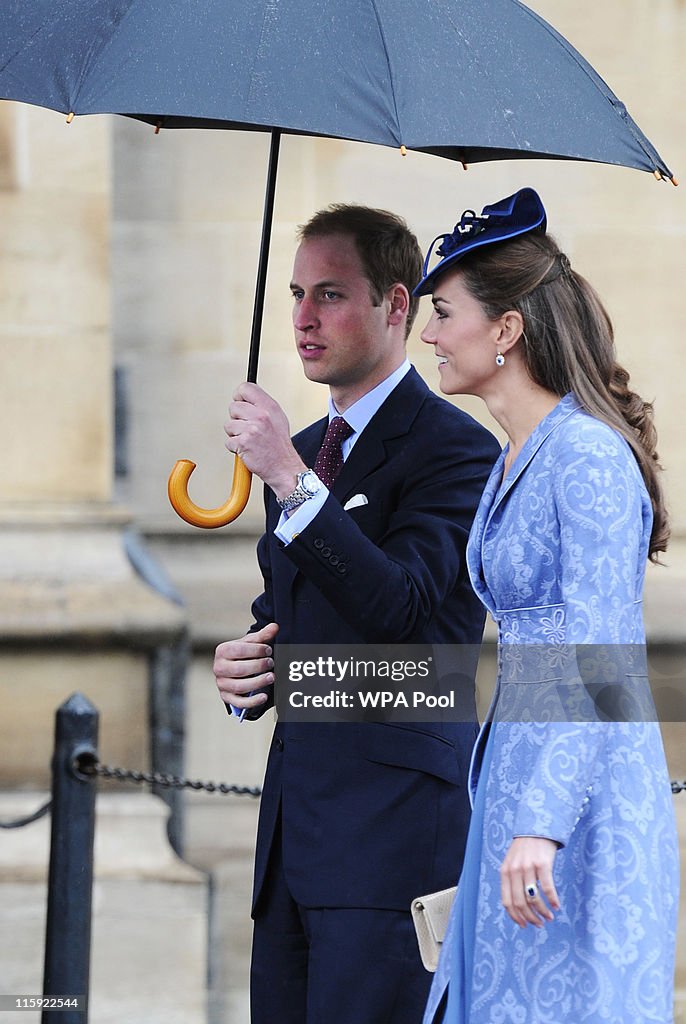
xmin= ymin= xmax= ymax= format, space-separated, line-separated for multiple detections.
xmin=525 ymin=883 xmax=538 ymax=901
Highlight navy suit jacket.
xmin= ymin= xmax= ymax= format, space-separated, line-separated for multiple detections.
xmin=248 ymin=367 xmax=500 ymax=913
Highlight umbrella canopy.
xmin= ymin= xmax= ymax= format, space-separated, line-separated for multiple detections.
xmin=1 ymin=0 xmax=675 ymax=527
xmin=0 ymin=0 xmax=673 ymax=175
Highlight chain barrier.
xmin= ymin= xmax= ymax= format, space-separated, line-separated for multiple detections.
xmin=73 ymin=753 xmax=262 ymax=798
xmin=0 ymin=799 xmax=52 ymax=829
xmin=4 ymin=761 xmax=686 ymax=827
xmin=0 ymin=758 xmax=261 ymax=828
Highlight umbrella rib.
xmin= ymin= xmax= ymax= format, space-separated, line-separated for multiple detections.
xmin=0 ymin=24 xmax=46 ymax=77
xmin=513 ymin=0 xmax=670 ymax=174
xmin=59 ymin=0 xmax=143 ymax=114
xmin=246 ymin=0 xmax=283 ymax=120
xmin=368 ymin=0 xmax=402 ymax=146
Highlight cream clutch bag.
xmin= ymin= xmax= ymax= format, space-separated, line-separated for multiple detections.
xmin=410 ymin=885 xmax=457 ymax=972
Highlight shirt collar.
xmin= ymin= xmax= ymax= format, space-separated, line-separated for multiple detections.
xmin=326 ymin=358 xmax=411 ymax=437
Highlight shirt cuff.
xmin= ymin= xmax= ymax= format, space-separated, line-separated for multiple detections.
xmin=274 ymin=486 xmax=329 ymax=544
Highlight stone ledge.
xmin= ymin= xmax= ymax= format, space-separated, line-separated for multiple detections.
xmin=0 ymin=504 xmax=187 ymax=646
xmin=0 ymin=502 xmax=132 ymax=528
xmin=0 ymin=579 xmax=186 ymax=647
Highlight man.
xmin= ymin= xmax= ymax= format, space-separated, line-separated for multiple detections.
xmin=214 ymin=205 xmax=500 ymax=1024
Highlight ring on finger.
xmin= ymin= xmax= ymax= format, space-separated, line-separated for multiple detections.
xmin=525 ymin=882 xmax=538 ymax=901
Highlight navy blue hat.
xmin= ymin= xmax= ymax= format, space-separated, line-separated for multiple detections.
xmin=413 ymin=188 xmax=547 ymax=297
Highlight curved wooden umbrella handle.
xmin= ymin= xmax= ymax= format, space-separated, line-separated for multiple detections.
xmin=167 ymin=456 xmax=252 ymax=529
xmin=168 ymin=131 xmax=280 ymax=529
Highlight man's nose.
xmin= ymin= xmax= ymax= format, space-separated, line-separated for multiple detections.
xmin=293 ymin=297 xmax=318 ymax=331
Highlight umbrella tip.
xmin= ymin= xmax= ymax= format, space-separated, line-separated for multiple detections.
xmin=461 ymin=161 xmax=468 ymax=171
xmin=154 ymin=121 xmax=162 ymax=135
xmin=66 ymin=112 xmax=74 ymax=124
xmin=654 ymin=168 xmax=679 ymax=186
xmin=400 ymin=145 xmax=407 ymax=156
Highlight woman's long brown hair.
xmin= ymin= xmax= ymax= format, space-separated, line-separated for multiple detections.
xmin=458 ymin=232 xmax=669 ymax=561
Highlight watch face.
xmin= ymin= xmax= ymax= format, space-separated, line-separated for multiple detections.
xmin=300 ymin=471 xmax=321 ymax=496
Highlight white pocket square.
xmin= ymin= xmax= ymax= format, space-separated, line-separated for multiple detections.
xmin=343 ymin=493 xmax=369 ymax=511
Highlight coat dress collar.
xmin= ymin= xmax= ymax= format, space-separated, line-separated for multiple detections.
xmin=466 ymin=392 xmax=582 ymax=617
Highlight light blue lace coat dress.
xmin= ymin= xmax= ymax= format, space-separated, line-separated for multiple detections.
xmin=425 ymin=393 xmax=678 ymax=1024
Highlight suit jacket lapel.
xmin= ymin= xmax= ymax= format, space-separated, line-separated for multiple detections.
xmin=332 ymin=432 xmax=386 ymax=499
xmin=294 ymin=415 xmax=328 ymax=468
xmin=332 ymin=367 xmax=428 ymax=499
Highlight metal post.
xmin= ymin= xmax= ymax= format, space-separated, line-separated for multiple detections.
xmin=149 ymin=632 xmax=190 ymax=856
xmin=42 ymin=693 xmax=98 ymax=1023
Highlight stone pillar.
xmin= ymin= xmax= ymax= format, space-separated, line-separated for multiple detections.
xmin=0 ymin=103 xmax=186 ymax=828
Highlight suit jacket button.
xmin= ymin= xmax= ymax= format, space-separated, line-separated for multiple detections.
xmin=314 ymin=538 xmax=324 ymax=550
xmin=329 ymin=554 xmax=339 ymax=566
xmin=321 ymin=546 xmax=332 ymax=557
xmin=337 ymin=564 xmax=347 ymax=575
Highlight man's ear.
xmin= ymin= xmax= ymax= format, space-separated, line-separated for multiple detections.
xmin=386 ymin=283 xmax=410 ymax=327
xmin=495 ymin=309 xmax=525 ymax=354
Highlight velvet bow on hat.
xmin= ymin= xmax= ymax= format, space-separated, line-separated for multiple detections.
xmin=413 ymin=187 xmax=547 ymax=296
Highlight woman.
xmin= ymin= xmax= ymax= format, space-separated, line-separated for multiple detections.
xmin=415 ymin=189 xmax=679 ymax=1023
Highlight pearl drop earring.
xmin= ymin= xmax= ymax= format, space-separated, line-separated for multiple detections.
xmin=495 ymin=352 xmax=505 ymax=367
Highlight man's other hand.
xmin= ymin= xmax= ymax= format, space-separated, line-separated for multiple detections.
xmin=214 ymin=622 xmax=279 ymax=711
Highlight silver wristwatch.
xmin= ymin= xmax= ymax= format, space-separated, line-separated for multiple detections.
xmin=276 ymin=470 xmax=323 ymax=512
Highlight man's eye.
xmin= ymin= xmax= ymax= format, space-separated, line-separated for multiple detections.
xmin=291 ymin=290 xmax=304 ymax=301
xmin=323 ymin=290 xmax=340 ymax=300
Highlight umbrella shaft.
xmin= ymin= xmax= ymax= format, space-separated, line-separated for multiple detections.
xmin=247 ymin=130 xmax=281 ymax=383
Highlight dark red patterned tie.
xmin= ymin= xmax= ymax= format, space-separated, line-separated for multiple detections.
xmin=313 ymin=416 xmax=354 ymax=488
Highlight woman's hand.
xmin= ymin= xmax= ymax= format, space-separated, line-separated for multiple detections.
xmin=500 ymin=836 xmax=560 ymax=928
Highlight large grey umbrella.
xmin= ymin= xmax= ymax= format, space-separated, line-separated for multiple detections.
xmin=0 ymin=0 xmax=676 ymax=526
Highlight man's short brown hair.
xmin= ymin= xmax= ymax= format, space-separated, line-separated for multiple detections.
xmin=298 ymin=204 xmax=422 ymax=338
